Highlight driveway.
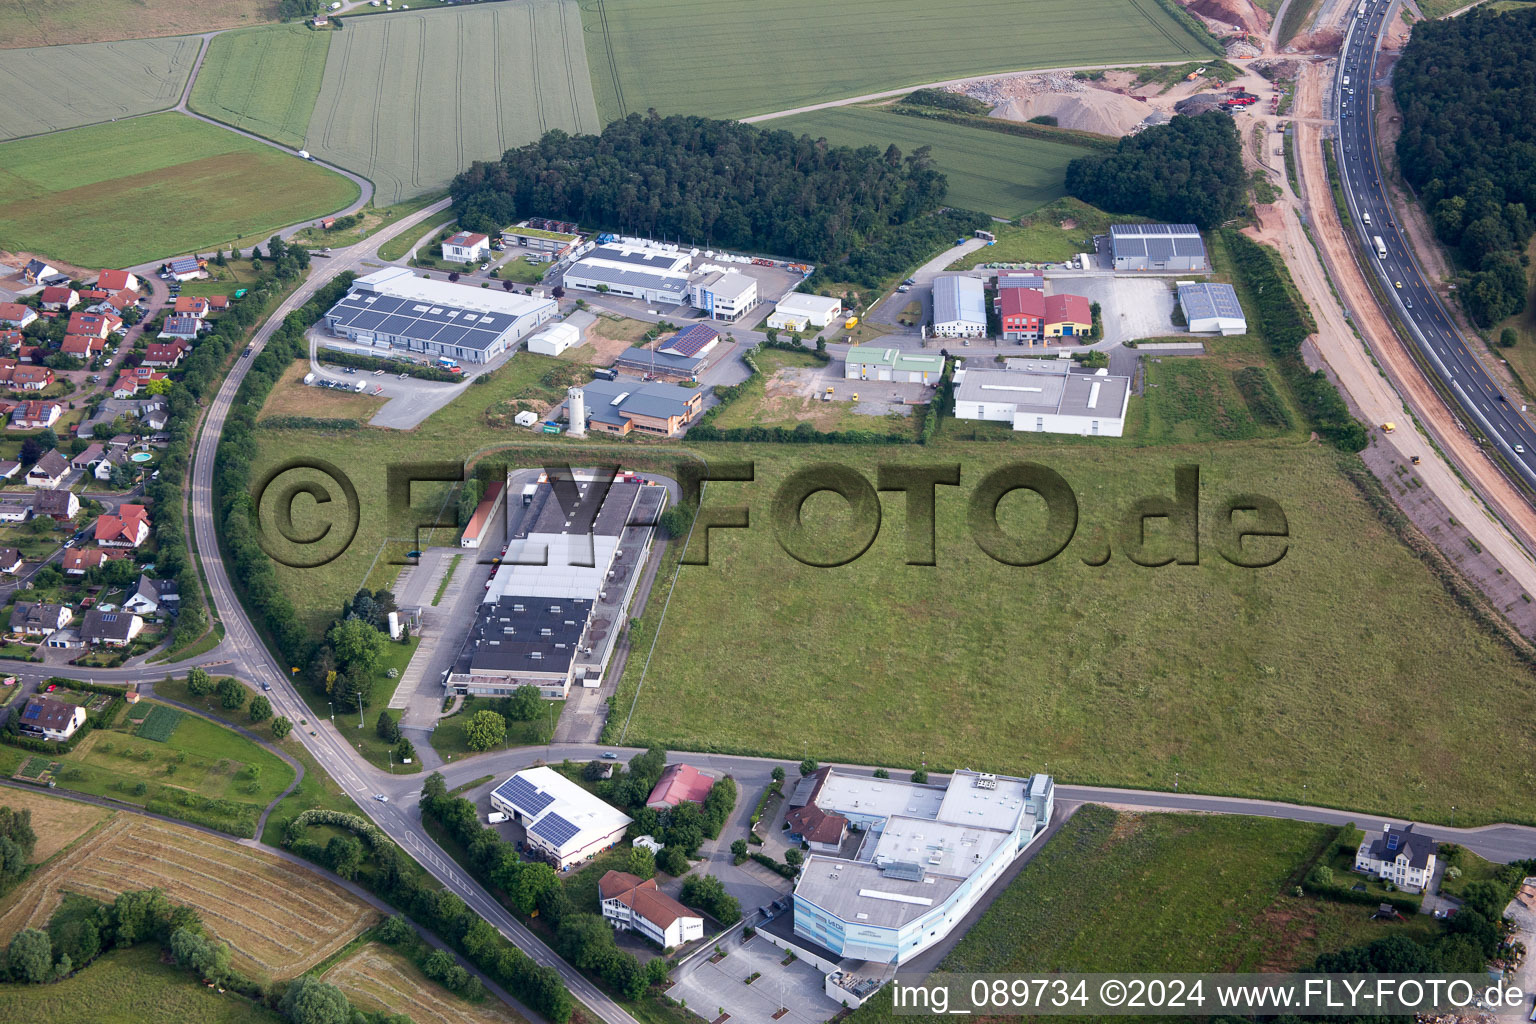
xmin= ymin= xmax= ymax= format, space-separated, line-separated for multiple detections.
xmin=867 ymin=238 xmax=988 ymax=332
xmin=669 ymin=933 xmax=840 ymax=1024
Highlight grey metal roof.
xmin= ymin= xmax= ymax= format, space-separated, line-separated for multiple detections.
xmin=1110 ymin=223 xmax=1206 ymax=260
xmin=522 ymin=479 xmax=641 ymax=539
xmin=325 ymin=291 xmax=525 ymax=352
xmin=461 ymin=595 xmax=590 ymax=675
xmin=933 ymin=276 xmax=986 ymax=327
xmin=1177 ymin=282 xmax=1244 ymax=322
xmin=612 ymin=348 xmax=704 ymax=374
xmin=957 ymin=368 xmax=1129 ymax=419
xmin=566 ymin=261 xmax=689 ymax=295
xmin=581 ymin=379 xmax=697 ymax=421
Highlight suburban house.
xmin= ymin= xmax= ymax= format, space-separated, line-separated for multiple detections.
xmin=39 ymin=286 xmax=78 ymax=311
xmin=158 ymin=315 xmax=200 ymax=341
xmin=0 ymin=303 xmax=37 ymax=329
xmin=104 ymin=289 xmax=140 ymax=313
xmin=0 ymin=548 xmax=22 ymax=574
xmin=92 ymin=452 xmax=120 ymax=482
xmin=580 ymin=379 xmax=703 ymax=438
xmin=785 ymin=768 xmax=850 ymax=852
xmin=1353 ymin=823 xmax=1438 ymax=893
xmin=0 ymin=362 xmax=54 ymax=391
xmin=70 ymin=444 xmax=105 ymax=470
xmin=645 ymin=764 xmax=715 ymax=810
xmin=12 ymin=401 xmax=62 ymax=429
xmin=598 ymin=870 xmax=705 ymax=949
xmin=17 ymin=697 xmax=86 ymax=742
xmin=95 ymin=503 xmax=150 ymax=547
xmin=142 ymin=342 xmax=186 ymax=368
xmin=843 ymin=346 xmax=945 ymax=384
xmin=932 ymin=276 xmax=987 ymax=338
xmin=124 ymin=575 xmax=179 ymax=616
xmin=22 ymin=259 xmax=55 ymax=285
xmin=80 ymin=609 xmax=144 ymax=647
xmin=96 ymin=270 xmax=140 ymax=292
xmin=0 ymin=461 xmax=16 ymax=481
xmin=1043 ymin=294 xmax=1093 ymax=338
xmin=441 ymin=231 xmax=490 ymax=264
xmin=998 ymin=285 xmax=1045 ymax=343
xmin=25 ymin=451 xmax=71 ymax=489
xmin=142 ymin=398 xmax=169 ymax=431
xmin=0 ymin=501 xmax=25 ymax=523
xmin=767 ymin=292 xmax=842 ymax=333
xmin=172 ymin=295 xmax=210 ymax=319
xmin=79 ymin=289 xmax=109 ymax=303
xmin=33 ymin=488 xmax=79 ymax=520
xmin=208 ymin=295 xmax=230 ymax=312
xmin=67 ymin=310 xmax=121 ymax=339
xmin=12 ymin=601 xmax=72 ymax=636
xmin=61 ymin=548 xmax=123 ymax=575
xmin=114 ymin=370 xmax=167 ymax=400
xmin=164 ymin=256 xmax=207 ymax=282
xmin=61 ymin=335 xmax=106 ymax=359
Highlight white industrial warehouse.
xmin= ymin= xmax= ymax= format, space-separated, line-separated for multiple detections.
xmin=1109 ymin=224 xmax=1208 ymax=272
xmin=1177 ymin=281 xmax=1246 ymax=335
xmin=527 ymin=322 xmax=581 ymax=356
xmin=768 ymin=292 xmax=843 ymax=332
xmin=953 ymin=359 xmax=1130 ymax=436
xmin=932 ymin=276 xmax=987 ymax=338
xmin=490 ymin=766 xmax=633 ymax=870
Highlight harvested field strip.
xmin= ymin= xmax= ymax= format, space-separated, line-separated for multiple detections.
xmin=306 ymin=1 xmax=599 ymax=203
xmin=326 ymin=944 xmax=529 ymax=1024
xmin=0 ymin=817 xmax=375 ymax=977
xmin=0 ymin=788 xmax=112 ymax=862
xmin=0 ymin=37 xmax=200 ymax=140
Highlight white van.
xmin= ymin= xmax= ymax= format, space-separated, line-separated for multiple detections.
xmin=487 ymin=811 xmax=509 ymax=824
xmin=1362 ymin=212 xmax=1371 ymax=226
xmin=1343 ymin=75 xmax=1351 ymax=87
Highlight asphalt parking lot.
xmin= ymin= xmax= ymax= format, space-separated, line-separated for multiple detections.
xmin=1051 ymin=275 xmax=1179 ymax=345
xmin=669 ymin=935 xmax=839 ymax=1024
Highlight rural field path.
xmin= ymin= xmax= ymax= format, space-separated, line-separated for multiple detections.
xmin=739 ymin=59 xmax=1191 ymax=123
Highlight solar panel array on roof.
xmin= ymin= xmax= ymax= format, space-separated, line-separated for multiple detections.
xmin=493 ymin=774 xmax=554 ymax=817
xmin=881 ymin=861 xmax=927 ymax=882
xmin=532 ymin=812 xmax=581 ymax=847
xmin=587 ymin=246 xmax=690 ymax=271
xmin=1110 ymin=224 xmax=1207 ymax=268
xmin=22 ymin=704 xmax=40 ymax=721
xmin=326 ymin=292 xmax=517 ymax=352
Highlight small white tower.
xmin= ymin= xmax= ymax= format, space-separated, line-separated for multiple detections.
xmin=567 ymin=385 xmax=586 ymax=437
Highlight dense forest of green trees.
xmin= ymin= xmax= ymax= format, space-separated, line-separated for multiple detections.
xmin=1064 ymin=111 xmax=1246 ymax=228
xmin=1394 ymin=9 xmax=1536 ymax=327
xmin=449 ymin=113 xmax=978 ymax=287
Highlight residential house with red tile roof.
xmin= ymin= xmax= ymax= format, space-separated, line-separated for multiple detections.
xmin=172 ymin=295 xmax=210 ymax=318
xmin=79 ymin=289 xmax=109 ymax=302
xmin=2 ymin=365 xmax=52 ymax=391
xmin=95 ymin=503 xmax=150 ymax=547
xmin=0 ymin=304 xmax=35 ymax=328
xmin=104 ymin=289 xmax=140 ymax=313
xmin=67 ymin=310 xmax=120 ymax=339
xmin=598 ymin=871 xmax=704 ymax=949
xmin=645 ymin=763 xmax=716 ymax=810
xmin=39 ymin=287 xmax=77 ymax=311
xmin=441 ymin=231 xmax=490 ymax=264
xmin=208 ymin=295 xmax=230 ymax=312
xmin=96 ymin=270 xmax=140 ymax=292
xmin=0 ymin=330 xmax=21 ymax=351
xmin=61 ymin=547 xmax=124 ymax=575
xmin=142 ymin=341 xmax=185 ymax=368
xmin=11 ymin=401 xmax=61 ymax=430
xmin=61 ymin=335 xmax=106 ymax=359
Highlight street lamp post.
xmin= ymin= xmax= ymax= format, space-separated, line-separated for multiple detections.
xmin=357 ymin=693 xmax=365 ymax=729
xmin=328 ymin=701 xmax=334 ymax=721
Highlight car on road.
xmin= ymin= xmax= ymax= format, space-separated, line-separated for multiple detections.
xmin=261 ymin=682 xmax=271 ymax=690
xmin=374 ymin=794 xmax=389 ymax=802
xmin=399 ymin=372 xmax=409 ymax=379
xmin=1395 ymin=281 xmax=1402 ymax=289
xmin=1517 ymin=445 xmax=1526 ymax=454
xmin=601 ymin=751 xmax=618 ymax=759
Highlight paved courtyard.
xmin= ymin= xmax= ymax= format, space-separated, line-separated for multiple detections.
xmin=669 ymin=935 xmax=840 ymax=1024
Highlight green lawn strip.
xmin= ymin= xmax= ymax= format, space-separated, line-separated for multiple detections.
xmin=0 ymin=113 xmax=358 ymax=268
xmin=849 ymin=807 xmax=1442 ymax=1023
xmin=771 ymin=106 xmax=1080 ymax=219
xmin=429 ymin=696 xmax=556 ymax=763
xmin=583 ymin=0 xmax=1215 ymax=123
xmin=152 ymin=676 xmax=291 ymax=744
xmin=949 ymin=197 xmax=1135 ymax=269
xmin=288 ymin=192 xmax=448 ymax=250
xmin=260 ymin=740 xmax=369 ymax=846
xmin=380 ymin=220 xmax=455 ymax=264
xmin=1278 ymin=0 xmax=1325 ymax=44
xmin=0 ymin=944 xmax=280 ymax=1024
xmin=147 ymin=627 xmax=224 ymax=665
xmin=433 ymin=555 xmax=463 ymax=606
xmin=188 ymin=23 xmax=331 ymax=149
xmin=330 ymin=637 xmax=423 ymax=773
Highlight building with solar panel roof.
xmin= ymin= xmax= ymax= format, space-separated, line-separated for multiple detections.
xmin=1109 ymin=224 xmax=1208 ymax=272
xmin=321 ymin=267 xmax=557 ymax=364
xmin=789 ymin=768 xmax=1054 ymax=966
xmin=1176 ymin=281 xmax=1246 ymax=335
xmin=489 ymin=765 xmax=633 ymax=869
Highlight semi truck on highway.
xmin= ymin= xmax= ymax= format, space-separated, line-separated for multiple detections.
xmin=1373 ymin=236 xmax=1388 ymax=259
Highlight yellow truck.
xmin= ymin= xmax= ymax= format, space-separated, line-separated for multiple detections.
xmin=844 ymin=316 xmax=859 ymax=329
xmin=1381 ymin=422 xmax=1395 ymax=433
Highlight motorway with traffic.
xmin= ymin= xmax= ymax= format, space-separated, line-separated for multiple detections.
xmin=1335 ymin=0 xmax=1536 ymax=482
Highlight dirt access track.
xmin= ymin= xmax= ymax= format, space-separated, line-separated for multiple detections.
xmin=1285 ymin=61 xmax=1536 ymax=598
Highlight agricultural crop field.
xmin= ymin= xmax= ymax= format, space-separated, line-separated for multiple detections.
xmin=772 ymin=107 xmax=1080 ymax=218
xmin=0 ymin=113 xmax=358 ymax=268
xmin=0 ymin=816 xmax=376 ymax=980
xmin=0 ymin=37 xmax=199 ymax=140
xmin=189 ymin=24 xmax=332 ymax=149
xmin=581 ymin=0 xmax=1219 ymax=122
xmin=848 ymin=807 xmax=1437 ymax=1023
xmin=307 ymin=1 xmax=601 ymax=203
xmin=325 ymin=943 xmax=529 ymax=1024
xmin=0 ymin=788 xmax=112 ymax=862
xmin=0 ymin=945 xmax=280 ymax=1024
xmin=0 ymin=0 xmax=278 ymax=49
xmin=134 ymin=704 xmax=185 ymax=742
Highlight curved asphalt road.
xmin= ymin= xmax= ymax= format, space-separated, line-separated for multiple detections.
xmin=1335 ymin=1 xmax=1536 ymax=485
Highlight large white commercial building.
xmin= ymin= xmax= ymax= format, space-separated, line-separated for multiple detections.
xmin=322 ymin=268 xmax=556 ymax=364
xmin=490 ymin=766 xmax=633 ymax=870
xmin=527 ymin=322 xmax=581 ymax=356
xmin=563 ymin=245 xmax=693 ymax=306
xmin=1177 ymin=281 xmax=1246 ymax=335
xmin=768 ymin=292 xmax=843 ymax=332
xmin=691 ymin=269 xmax=757 ymax=321
xmin=792 ymin=769 xmax=1054 ymax=966
xmin=953 ymin=360 xmax=1129 ymax=437
xmin=932 ymin=276 xmax=987 ymax=338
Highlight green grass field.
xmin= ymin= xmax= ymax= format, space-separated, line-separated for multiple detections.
xmin=306 ymin=2 xmax=600 ymax=203
xmin=1129 ymin=344 xmax=1303 ymax=443
xmin=0 ymin=113 xmax=359 ymax=268
xmin=0 ymin=37 xmax=200 ymax=140
xmin=430 ymin=696 xmax=557 ymax=761
xmin=189 ymin=24 xmax=332 ymax=149
xmin=0 ymin=944 xmax=280 ymax=1024
xmin=849 ymin=806 xmax=1439 ymax=1023
xmin=950 ymin=197 xmax=1132 ymax=268
xmin=581 ymin=0 xmax=1218 ymax=123
xmin=772 ymin=107 xmax=1080 ymax=218
xmin=0 ymin=0 xmax=279 ymax=49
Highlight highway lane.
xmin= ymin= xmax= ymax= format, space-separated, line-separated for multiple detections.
xmin=1334 ymin=1 xmax=1536 ymax=481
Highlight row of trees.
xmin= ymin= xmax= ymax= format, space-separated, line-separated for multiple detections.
xmin=449 ymin=112 xmax=984 ymax=289
xmin=0 ymin=806 xmax=37 ymax=898
xmin=1065 ymin=111 xmax=1247 ymax=229
xmin=1394 ymin=9 xmax=1536 ymax=327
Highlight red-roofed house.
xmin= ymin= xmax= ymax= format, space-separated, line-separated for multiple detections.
xmin=0 ymin=304 xmax=35 ymax=329
xmin=79 ymin=289 xmax=109 ymax=302
xmin=785 ymin=803 xmax=849 ymax=853
xmin=645 ymin=764 xmax=716 ymax=810
xmin=999 ymin=286 xmax=1045 ymax=344
xmin=17 ymin=346 xmax=39 ymax=364
xmin=208 ymin=295 xmax=230 ymax=312
xmin=95 ymin=503 xmax=149 ymax=548
xmin=11 ymin=401 xmax=61 ymax=430
xmin=67 ymin=310 xmax=120 ymax=339
xmin=142 ymin=342 xmax=185 ymax=368
xmin=39 ymin=287 xmax=77 ymax=311
xmin=61 ymin=547 xmax=124 ymax=576
xmin=0 ymin=331 xmax=21 ymax=352
xmin=3 ymin=366 xmax=53 ymax=391
xmin=61 ymin=335 xmax=106 ymax=358
xmin=96 ymin=270 xmax=140 ymax=292
xmin=172 ymin=295 xmax=210 ymax=318
xmin=598 ymin=871 xmax=704 ymax=948
xmin=441 ymin=231 xmax=490 ymax=264
xmin=1043 ymin=293 xmax=1093 ymax=338
xmin=105 ymin=289 xmax=140 ymax=312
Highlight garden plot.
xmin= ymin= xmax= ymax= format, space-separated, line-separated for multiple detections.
xmin=0 ymin=816 xmax=376 ymax=979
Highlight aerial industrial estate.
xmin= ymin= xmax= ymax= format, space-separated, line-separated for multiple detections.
xmin=2 ymin=0 xmax=1536 ymax=1022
